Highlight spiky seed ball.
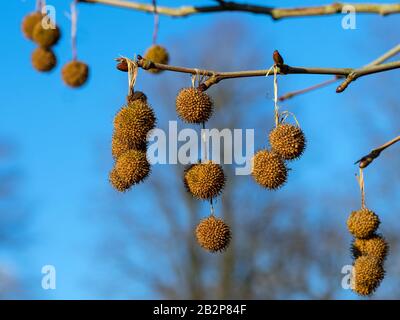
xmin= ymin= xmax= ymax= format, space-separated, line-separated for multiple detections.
xmin=143 ymin=45 xmax=169 ymax=73
xmin=32 ymin=21 xmax=60 ymax=48
xmin=184 ymin=161 xmax=225 ymax=200
xmin=113 ymin=100 xmax=156 ymax=150
xmin=352 ymin=235 xmax=389 ymax=263
xmin=61 ymin=61 xmax=89 ymax=88
xmin=22 ymin=12 xmax=44 ymax=40
xmin=195 ymin=215 xmax=231 ymax=252
xmin=269 ymin=124 xmax=306 ymax=160
xmin=176 ymin=88 xmax=213 ymax=123
xmin=251 ymin=149 xmax=287 ymax=190
xmin=352 ymin=256 xmax=385 ymax=296
xmin=31 ymin=47 xmax=57 ymax=72
xmin=111 ymin=131 xmax=147 ymax=160
xmin=109 ymin=167 xmax=131 ymax=192
xmin=347 ymin=208 xmax=380 ymax=239
xmin=114 ymin=150 xmax=150 ymax=188
xmin=111 ymin=132 xmax=131 ymax=160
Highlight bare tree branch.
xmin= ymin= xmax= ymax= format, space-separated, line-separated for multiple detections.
xmin=337 ymin=44 xmax=400 ymax=92
xmin=356 ymin=135 xmax=400 ymax=168
xmin=79 ymin=0 xmax=400 ymax=19
xmin=116 ymin=55 xmax=400 ymax=92
xmin=367 ymin=44 xmax=400 ymax=66
xmin=280 ymin=43 xmax=400 ymax=101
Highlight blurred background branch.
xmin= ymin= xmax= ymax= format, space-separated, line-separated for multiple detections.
xmin=79 ymin=0 xmax=400 ymax=20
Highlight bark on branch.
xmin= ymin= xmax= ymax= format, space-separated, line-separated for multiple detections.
xmin=116 ymin=55 xmax=400 ymax=92
xmin=78 ymin=0 xmax=400 ymax=20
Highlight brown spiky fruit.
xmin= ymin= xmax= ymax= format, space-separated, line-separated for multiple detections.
xmin=22 ymin=12 xmax=44 ymax=40
xmin=113 ymin=150 xmax=150 ymax=189
xmin=109 ymin=167 xmax=131 ymax=192
xmin=111 ymin=132 xmax=131 ymax=160
xmin=184 ymin=161 xmax=225 ymax=200
xmin=251 ymin=149 xmax=287 ymax=190
xmin=176 ymin=88 xmax=213 ymax=124
xmin=352 ymin=256 xmax=385 ymax=296
xmin=32 ymin=21 xmax=60 ymax=48
xmin=352 ymin=234 xmax=389 ymax=263
xmin=347 ymin=208 xmax=380 ymax=239
xmin=31 ymin=47 xmax=57 ymax=72
xmin=111 ymin=131 xmax=147 ymax=160
xmin=269 ymin=124 xmax=306 ymax=160
xmin=62 ymin=61 xmax=89 ymax=88
xmin=195 ymin=215 xmax=231 ymax=252
xmin=113 ymin=99 xmax=156 ymax=151
xmin=143 ymin=45 xmax=169 ymax=73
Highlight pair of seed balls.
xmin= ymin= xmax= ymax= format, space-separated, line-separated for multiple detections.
xmin=183 ymin=161 xmax=230 ymax=252
xmin=109 ymin=92 xmax=156 ymax=192
xmin=22 ymin=12 xmax=60 ymax=72
xmin=347 ymin=208 xmax=388 ymax=296
xmin=22 ymin=12 xmax=89 ymax=87
xmin=252 ymin=124 xmax=306 ymax=190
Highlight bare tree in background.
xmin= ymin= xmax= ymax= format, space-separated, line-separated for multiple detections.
xmin=0 ymin=140 xmax=28 ymax=299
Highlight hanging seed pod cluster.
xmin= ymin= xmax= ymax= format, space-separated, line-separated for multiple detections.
xmin=109 ymin=89 xmax=156 ymax=192
xmin=176 ymin=80 xmax=231 ymax=253
xmin=252 ymin=63 xmax=306 ymax=190
xmin=111 ymin=56 xmax=231 ymax=252
xmin=347 ymin=169 xmax=389 ymax=296
xmin=22 ymin=9 xmax=60 ymax=72
xmin=22 ymin=1 xmax=89 ymax=88
xmin=108 ymin=4 xmax=168 ymax=191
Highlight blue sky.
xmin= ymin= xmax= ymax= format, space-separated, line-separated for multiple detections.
xmin=1 ymin=0 xmax=400 ymax=299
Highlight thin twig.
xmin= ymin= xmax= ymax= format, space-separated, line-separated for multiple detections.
xmin=336 ymin=61 xmax=400 ymax=92
xmin=78 ymin=0 xmax=400 ymax=19
xmin=355 ymin=135 xmax=400 ymax=168
xmin=366 ymin=44 xmax=400 ymax=66
xmin=115 ymin=56 xmax=400 ymax=92
xmin=337 ymin=43 xmax=400 ymax=92
xmin=280 ymin=43 xmax=400 ymax=101
xmin=279 ymin=77 xmax=340 ymax=101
